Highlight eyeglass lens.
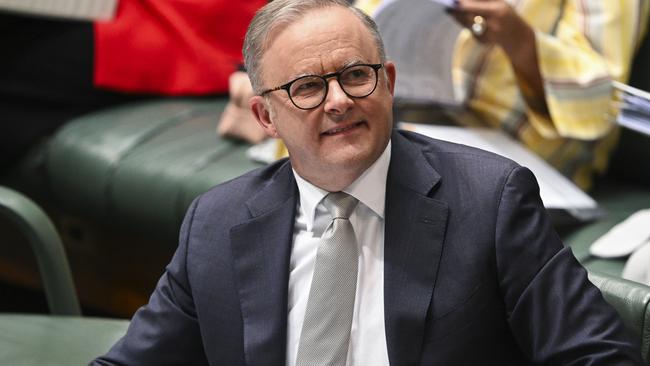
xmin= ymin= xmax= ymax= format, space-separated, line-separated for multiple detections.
xmin=289 ymin=64 xmax=378 ymax=109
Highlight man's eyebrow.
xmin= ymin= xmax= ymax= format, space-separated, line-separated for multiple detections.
xmin=298 ymin=70 xmax=320 ymax=78
xmin=288 ymin=68 xmax=322 ymax=79
xmin=340 ymin=59 xmax=367 ymax=69
xmin=288 ymin=59 xmax=369 ymax=80
xmin=323 ymin=59 xmax=370 ymax=74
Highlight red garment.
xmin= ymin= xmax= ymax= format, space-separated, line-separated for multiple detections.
xmin=94 ymin=0 xmax=265 ymax=95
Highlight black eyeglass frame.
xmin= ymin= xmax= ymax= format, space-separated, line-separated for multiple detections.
xmin=259 ymin=63 xmax=384 ymax=110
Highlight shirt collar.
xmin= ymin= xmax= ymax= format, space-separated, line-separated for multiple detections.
xmin=293 ymin=140 xmax=391 ymax=231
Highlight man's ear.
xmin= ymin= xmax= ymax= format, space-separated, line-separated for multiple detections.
xmin=250 ymin=95 xmax=279 ymax=138
xmin=384 ymin=61 xmax=396 ymax=96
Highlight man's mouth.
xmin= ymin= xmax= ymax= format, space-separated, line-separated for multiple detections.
xmin=321 ymin=121 xmax=365 ymax=136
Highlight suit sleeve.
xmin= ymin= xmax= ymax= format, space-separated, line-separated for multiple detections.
xmin=90 ymin=198 xmax=209 ymax=366
xmin=494 ymin=166 xmax=643 ymax=365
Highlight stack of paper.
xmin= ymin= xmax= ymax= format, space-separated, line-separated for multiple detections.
xmin=0 ymin=0 xmax=118 ymax=21
xmin=612 ymin=80 xmax=650 ymax=136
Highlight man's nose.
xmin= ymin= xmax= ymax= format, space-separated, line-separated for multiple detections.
xmin=323 ymin=79 xmax=353 ymax=115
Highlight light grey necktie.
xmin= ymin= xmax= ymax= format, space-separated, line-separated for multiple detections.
xmin=296 ymin=192 xmax=359 ymax=366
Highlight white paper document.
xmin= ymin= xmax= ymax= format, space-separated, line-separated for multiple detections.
xmin=0 ymin=0 xmax=118 ymax=21
xmin=400 ymin=123 xmax=600 ymax=220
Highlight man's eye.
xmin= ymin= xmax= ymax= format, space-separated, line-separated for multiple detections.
xmin=298 ymin=81 xmax=320 ymax=90
xmin=292 ymin=80 xmax=322 ymax=95
xmin=341 ymin=67 xmax=371 ymax=84
xmin=348 ymin=69 xmax=369 ymax=78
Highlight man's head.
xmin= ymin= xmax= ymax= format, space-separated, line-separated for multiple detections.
xmin=244 ymin=0 xmax=387 ymax=95
xmin=244 ymin=0 xmax=396 ymax=191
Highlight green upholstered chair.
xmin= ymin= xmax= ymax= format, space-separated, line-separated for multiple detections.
xmin=0 ymin=185 xmax=128 ymax=365
xmin=589 ymin=271 xmax=650 ymax=364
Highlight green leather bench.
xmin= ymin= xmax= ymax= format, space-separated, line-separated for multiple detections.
xmin=6 ymin=98 xmax=262 ymax=241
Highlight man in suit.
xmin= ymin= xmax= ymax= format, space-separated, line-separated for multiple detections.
xmin=93 ymin=0 xmax=643 ymax=365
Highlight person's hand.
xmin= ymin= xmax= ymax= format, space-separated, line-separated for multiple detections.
xmin=448 ymin=0 xmax=533 ymax=50
xmin=217 ymin=71 xmax=268 ymax=144
xmin=449 ymin=0 xmax=547 ymax=114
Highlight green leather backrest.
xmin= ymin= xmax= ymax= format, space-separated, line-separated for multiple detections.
xmin=40 ymin=98 xmax=262 ymax=241
xmin=589 ymin=271 xmax=650 ymax=363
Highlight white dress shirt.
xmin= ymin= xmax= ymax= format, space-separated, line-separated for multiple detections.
xmin=286 ymin=141 xmax=392 ymax=366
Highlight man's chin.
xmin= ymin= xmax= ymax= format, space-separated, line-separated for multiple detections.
xmin=325 ymin=148 xmax=378 ymax=172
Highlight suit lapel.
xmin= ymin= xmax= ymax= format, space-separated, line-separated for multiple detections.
xmin=384 ymin=131 xmax=449 ymax=366
xmin=229 ymin=162 xmax=298 ymax=366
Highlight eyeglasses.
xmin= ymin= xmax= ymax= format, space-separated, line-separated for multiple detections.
xmin=260 ymin=63 xmax=383 ymax=110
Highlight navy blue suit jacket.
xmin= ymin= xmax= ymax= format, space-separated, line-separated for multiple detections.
xmin=93 ymin=130 xmax=642 ymax=365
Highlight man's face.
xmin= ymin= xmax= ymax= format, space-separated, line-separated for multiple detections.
xmin=251 ymin=6 xmax=396 ymax=190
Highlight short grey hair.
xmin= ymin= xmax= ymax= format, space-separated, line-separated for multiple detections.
xmin=243 ymin=0 xmax=386 ymax=94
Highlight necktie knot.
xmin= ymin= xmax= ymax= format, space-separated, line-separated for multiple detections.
xmin=323 ymin=192 xmax=358 ymax=220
